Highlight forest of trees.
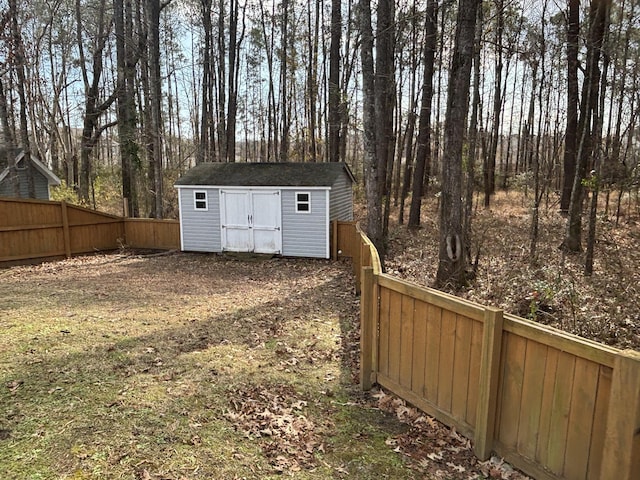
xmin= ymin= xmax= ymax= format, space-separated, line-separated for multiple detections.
xmin=1 ymin=0 xmax=639 ymax=286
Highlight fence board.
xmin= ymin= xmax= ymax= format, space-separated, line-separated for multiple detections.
xmin=437 ymin=310 xmax=456 ymax=413
xmin=564 ymin=358 xmax=599 ymax=480
xmin=124 ymin=219 xmax=180 ymax=249
xmin=387 ymin=289 xmax=403 ymax=383
xmin=424 ymin=304 xmax=442 ymax=404
xmin=536 ymin=347 xmax=559 ymax=467
xmin=586 ymin=366 xmax=611 ymax=479
xmin=379 ymin=287 xmax=391 ymax=378
xmin=411 ymin=300 xmax=428 ymax=395
xmin=466 ymin=320 xmax=483 ymax=427
xmin=517 ymin=340 xmax=548 ymax=460
xmin=451 ymin=315 xmax=473 ymax=422
xmin=399 ymin=295 xmax=414 ymax=389
xmin=546 ymin=352 xmax=576 ymax=475
xmin=498 ymin=333 xmax=527 ymax=448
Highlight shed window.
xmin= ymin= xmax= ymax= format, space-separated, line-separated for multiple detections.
xmin=194 ymin=191 xmax=208 ymax=211
xmin=295 ymin=192 xmax=310 ymax=213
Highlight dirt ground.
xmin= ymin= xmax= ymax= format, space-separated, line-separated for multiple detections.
xmin=0 ymin=251 xmax=530 ymax=479
xmin=384 ymin=191 xmax=640 ymax=352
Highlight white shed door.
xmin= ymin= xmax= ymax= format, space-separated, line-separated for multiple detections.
xmin=221 ymin=190 xmax=281 ymax=254
xmin=221 ymin=190 xmax=252 ymax=252
xmin=251 ymin=191 xmax=281 ymax=254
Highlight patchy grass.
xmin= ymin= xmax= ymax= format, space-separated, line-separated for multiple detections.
xmin=0 ymin=252 xmax=419 ymax=480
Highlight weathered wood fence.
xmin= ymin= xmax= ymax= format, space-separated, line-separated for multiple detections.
xmin=336 ymin=221 xmax=640 ymax=480
xmin=0 ymin=198 xmax=180 ymax=266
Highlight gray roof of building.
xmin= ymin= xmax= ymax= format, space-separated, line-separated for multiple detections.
xmin=0 ymin=149 xmax=61 ymax=185
xmin=174 ymin=162 xmax=355 ymax=187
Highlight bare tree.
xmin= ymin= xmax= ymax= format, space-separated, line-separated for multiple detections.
xmin=562 ymin=0 xmax=612 ymax=252
xmin=328 ymin=0 xmax=341 ymax=163
xmin=560 ymin=0 xmax=580 ymax=214
xmin=359 ymin=0 xmax=383 ymax=255
xmin=483 ymin=0 xmax=504 ymax=208
xmin=147 ymin=0 xmax=164 ymax=217
xmin=436 ymin=0 xmax=481 ymax=288
xmin=408 ymin=0 xmax=437 ymax=228
xmin=8 ymin=0 xmax=35 ymax=198
xmin=114 ymin=0 xmax=140 ymax=215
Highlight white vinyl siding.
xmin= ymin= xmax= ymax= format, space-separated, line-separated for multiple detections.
xmin=281 ymin=189 xmax=328 ymax=258
xmin=178 ymin=187 xmax=221 ymax=252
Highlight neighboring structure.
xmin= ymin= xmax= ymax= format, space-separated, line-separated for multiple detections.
xmin=175 ymin=162 xmax=355 ymax=259
xmin=0 ymin=150 xmax=61 ymax=200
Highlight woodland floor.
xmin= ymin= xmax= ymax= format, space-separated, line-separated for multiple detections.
xmin=0 ymin=252 xmax=528 ymax=480
xmin=384 ymin=190 xmax=640 ymax=352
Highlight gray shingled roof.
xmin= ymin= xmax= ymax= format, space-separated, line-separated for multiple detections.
xmin=0 ymin=149 xmax=61 ymax=186
xmin=174 ymin=162 xmax=355 ymax=187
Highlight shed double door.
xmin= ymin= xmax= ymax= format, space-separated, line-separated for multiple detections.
xmin=220 ymin=189 xmax=282 ymax=254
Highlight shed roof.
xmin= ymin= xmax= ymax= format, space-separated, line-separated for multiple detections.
xmin=174 ymin=162 xmax=355 ymax=187
xmin=0 ymin=149 xmax=61 ymax=186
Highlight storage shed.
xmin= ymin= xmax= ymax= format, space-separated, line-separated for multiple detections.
xmin=174 ymin=162 xmax=355 ymax=259
xmin=0 ymin=150 xmax=61 ymax=200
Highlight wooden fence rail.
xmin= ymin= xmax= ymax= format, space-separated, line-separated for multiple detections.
xmin=335 ymin=221 xmax=640 ymax=480
xmin=0 ymin=198 xmax=179 ymax=266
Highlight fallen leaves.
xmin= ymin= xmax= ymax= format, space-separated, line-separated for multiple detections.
xmin=224 ymin=383 xmax=330 ymax=473
xmin=372 ymin=389 xmax=531 ymax=480
xmin=385 ymin=193 xmax=640 ymax=352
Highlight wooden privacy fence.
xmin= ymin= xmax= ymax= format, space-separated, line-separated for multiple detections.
xmin=0 ymin=198 xmax=180 ymax=266
xmin=335 ymin=221 xmax=640 ymax=480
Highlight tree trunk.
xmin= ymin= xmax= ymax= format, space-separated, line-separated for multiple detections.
xmin=562 ymin=0 xmax=611 ymax=252
xmin=359 ymin=0 xmax=384 ymax=258
xmin=328 ymin=0 xmax=342 ymax=163
xmin=147 ymin=0 xmax=163 ymax=217
xmin=435 ymin=0 xmax=480 ymax=289
xmin=560 ymin=0 xmax=580 ymax=213
xmin=484 ymin=0 xmax=504 ymax=208
xmin=198 ymin=0 xmax=214 ymax=164
xmin=279 ymin=0 xmax=290 ymax=162
xmin=115 ymin=0 xmax=140 ymax=216
xmin=9 ymin=0 xmax=35 ymax=198
xmin=464 ymin=1 xmax=483 ymax=263
xmin=375 ymin=0 xmax=395 ymax=242
xmin=407 ymin=0 xmax=437 ymax=228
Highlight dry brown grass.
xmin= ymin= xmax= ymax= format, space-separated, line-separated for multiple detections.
xmin=0 ymin=253 xmax=417 ymax=479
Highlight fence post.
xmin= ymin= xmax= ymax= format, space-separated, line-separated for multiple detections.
xmin=332 ymin=220 xmax=338 ymax=260
xmin=360 ymin=266 xmax=375 ymax=390
xmin=600 ymin=349 xmax=640 ymax=479
xmin=354 ymin=231 xmax=362 ymax=295
xmin=474 ymin=307 xmax=504 ymax=460
xmin=60 ymin=200 xmax=71 ymax=258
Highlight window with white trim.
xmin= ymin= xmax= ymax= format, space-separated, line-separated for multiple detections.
xmin=194 ymin=191 xmax=208 ymax=211
xmin=295 ymin=192 xmax=311 ymax=213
